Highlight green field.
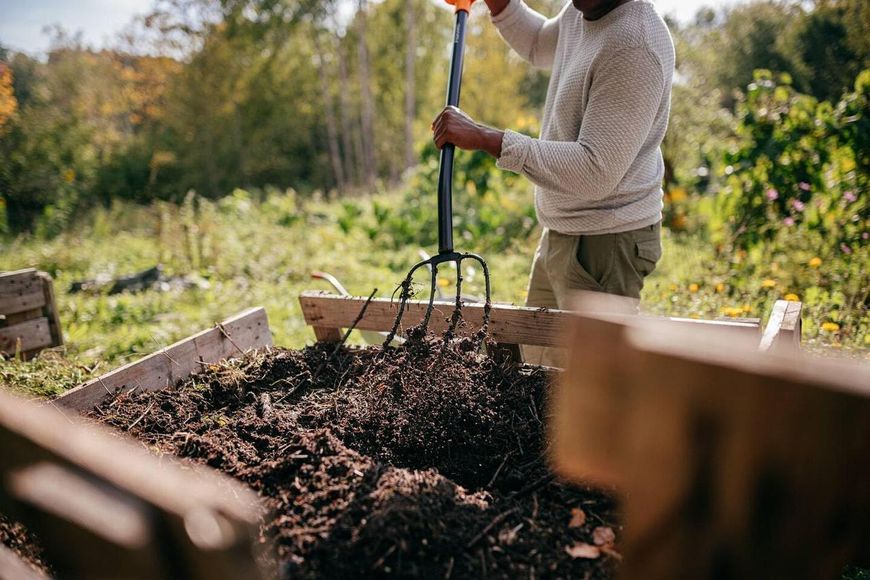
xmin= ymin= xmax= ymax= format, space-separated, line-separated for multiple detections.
xmin=1 ymin=186 xmax=866 ymax=399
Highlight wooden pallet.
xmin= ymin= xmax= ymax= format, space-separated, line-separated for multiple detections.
xmin=0 ymin=269 xmax=63 ymax=360
xmin=550 ymin=294 xmax=868 ymax=579
xmin=298 ymin=291 xmax=802 ymax=358
xmin=0 ymin=308 xmax=274 ymax=579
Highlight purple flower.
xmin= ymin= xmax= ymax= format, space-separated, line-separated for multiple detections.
xmin=799 ymin=182 xmax=811 ymax=192
xmin=792 ymin=200 xmax=805 ymax=212
xmin=766 ymin=188 xmax=779 ymax=201
xmin=844 ymin=191 xmax=857 ymax=203
xmin=783 ymin=217 xmax=795 ymax=226
xmin=863 ymin=232 xmax=869 ymax=241
xmin=840 ymin=243 xmax=852 ymax=255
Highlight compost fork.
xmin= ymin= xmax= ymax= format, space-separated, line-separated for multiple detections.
xmin=385 ymin=0 xmax=491 ymax=347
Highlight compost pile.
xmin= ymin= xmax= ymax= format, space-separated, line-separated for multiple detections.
xmin=41 ymin=335 xmax=618 ymax=578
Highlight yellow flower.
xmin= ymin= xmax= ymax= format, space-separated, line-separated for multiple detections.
xmin=784 ymin=293 xmax=800 ymax=302
xmin=721 ymin=306 xmax=744 ymax=318
xmin=715 ymin=283 xmax=726 ymax=294
xmin=821 ymin=322 xmax=840 ymax=333
xmin=742 ymin=304 xmax=752 ymax=313
xmin=761 ymin=279 xmax=777 ymax=289
xmin=669 ymin=284 xmax=679 ymax=292
xmin=437 ymin=278 xmax=451 ymax=288
xmin=668 ymin=187 xmax=688 ymax=202
xmin=689 ymin=283 xmax=699 ymax=293
xmin=809 ymin=257 xmax=822 ymax=268
xmin=63 ymin=168 xmax=76 ymax=183
xmin=864 ymin=334 xmax=870 ymax=346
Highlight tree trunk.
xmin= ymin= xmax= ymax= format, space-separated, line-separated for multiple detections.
xmin=313 ymin=32 xmax=345 ymax=192
xmin=356 ymin=0 xmax=377 ymax=189
xmin=336 ymin=38 xmax=362 ymax=187
xmin=404 ymin=0 xmax=417 ymax=172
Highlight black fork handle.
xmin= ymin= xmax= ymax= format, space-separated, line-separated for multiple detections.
xmin=437 ymin=9 xmax=469 ymax=255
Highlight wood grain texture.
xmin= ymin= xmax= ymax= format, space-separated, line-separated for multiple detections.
xmin=298 ymin=292 xmax=763 ymax=350
xmin=551 ymin=296 xmax=869 ymax=580
xmin=55 ymin=307 xmax=272 ymax=412
xmin=300 ymin=291 xmax=573 ymax=348
xmin=0 ymin=388 xmax=265 ymax=579
xmin=0 ymin=544 xmax=49 ymax=580
xmin=0 ymin=318 xmax=52 ymax=355
xmin=0 ymin=270 xmax=46 ymax=318
xmin=759 ymin=299 xmax=802 ymax=354
xmin=37 ymin=272 xmax=64 ymax=348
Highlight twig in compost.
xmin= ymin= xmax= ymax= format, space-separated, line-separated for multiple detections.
xmin=486 ymin=452 xmax=513 ymax=489
xmin=330 ymin=288 xmax=378 ymax=359
xmin=308 ymin=289 xmax=378 ymax=387
xmin=216 ymin=323 xmax=245 ymax=355
xmin=508 ymin=474 xmax=554 ymax=501
xmin=466 ymin=507 xmax=519 ymax=549
xmin=127 ymin=401 xmax=155 ymax=431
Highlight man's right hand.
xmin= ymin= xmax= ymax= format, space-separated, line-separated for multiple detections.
xmin=483 ymin=0 xmax=511 ymax=17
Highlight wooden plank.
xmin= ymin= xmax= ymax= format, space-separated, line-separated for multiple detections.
xmin=0 ymin=318 xmax=52 ymax=355
xmin=0 ymin=388 xmax=265 ymax=579
xmin=55 ymin=307 xmax=272 ymax=412
xmin=37 ymin=272 xmax=64 ymax=348
xmin=0 ymin=271 xmax=46 ymax=318
xmin=299 ymin=292 xmax=763 ymax=350
xmin=1 ymin=308 xmax=43 ymax=328
xmin=550 ymin=295 xmax=870 ymax=580
xmin=299 ymin=291 xmax=571 ymax=347
xmin=760 ymin=300 xmax=802 ymax=354
xmin=0 ymin=544 xmax=49 ymax=580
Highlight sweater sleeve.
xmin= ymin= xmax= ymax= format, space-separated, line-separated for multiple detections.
xmin=491 ymin=0 xmax=564 ymax=69
xmin=497 ymin=47 xmax=665 ymax=202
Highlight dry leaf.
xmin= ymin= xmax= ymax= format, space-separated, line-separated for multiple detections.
xmin=569 ymin=507 xmax=586 ymax=528
xmin=565 ymin=542 xmax=601 ymax=559
xmin=592 ymin=526 xmax=616 ymax=546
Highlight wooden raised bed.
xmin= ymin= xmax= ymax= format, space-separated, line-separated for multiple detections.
xmin=1 ymin=293 xmax=810 ymax=578
xmin=0 ymin=307 xmax=273 ymax=579
xmin=298 ymin=291 xmax=802 ymax=357
xmin=0 ymin=269 xmax=63 ymax=360
xmin=551 ymin=293 xmax=868 ymax=579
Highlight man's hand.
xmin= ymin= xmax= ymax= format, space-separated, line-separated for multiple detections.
xmin=483 ymin=0 xmax=511 ymax=16
xmin=432 ymin=106 xmax=504 ymax=158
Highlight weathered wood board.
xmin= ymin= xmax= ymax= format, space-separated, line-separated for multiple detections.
xmin=1 ymin=270 xmax=64 ymax=359
xmin=550 ymin=295 xmax=866 ymax=580
xmin=55 ymin=307 xmax=272 ymax=412
xmin=0 ymin=318 xmax=53 ymax=354
xmin=0 ymin=270 xmax=46 ymax=317
xmin=0 ymin=388 xmax=266 ymax=580
xmin=298 ymin=291 xmax=767 ymax=352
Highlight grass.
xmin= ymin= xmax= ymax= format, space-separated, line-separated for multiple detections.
xmin=0 ymin=188 xmax=866 ymax=398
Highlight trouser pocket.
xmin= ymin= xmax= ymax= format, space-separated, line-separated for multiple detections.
xmin=555 ymin=222 xmax=663 ymax=300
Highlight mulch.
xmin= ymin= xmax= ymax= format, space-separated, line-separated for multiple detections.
xmin=3 ymin=335 xmax=621 ymax=579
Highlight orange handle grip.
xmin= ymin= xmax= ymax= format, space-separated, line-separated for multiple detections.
xmin=446 ymin=0 xmax=475 ymax=13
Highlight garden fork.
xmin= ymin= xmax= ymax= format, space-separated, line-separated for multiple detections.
xmin=385 ymin=0 xmax=492 ymax=346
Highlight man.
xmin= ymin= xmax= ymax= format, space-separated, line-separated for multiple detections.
xmin=432 ymin=0 xmax=674 ymax=365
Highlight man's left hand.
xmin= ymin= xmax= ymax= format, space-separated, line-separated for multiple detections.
xmin=432 ymin=106 xmax=504 ymax=158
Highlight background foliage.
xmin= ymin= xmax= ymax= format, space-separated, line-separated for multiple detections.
xmin=0 ymin=0 xmax=868 ymax=377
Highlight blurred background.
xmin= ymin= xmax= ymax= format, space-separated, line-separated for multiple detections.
xmin=0 ymin=0 xmax=867 ymax=387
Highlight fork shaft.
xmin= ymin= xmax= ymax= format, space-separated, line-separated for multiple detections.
xmin=438 ymin=9 xmax=469 ymax=255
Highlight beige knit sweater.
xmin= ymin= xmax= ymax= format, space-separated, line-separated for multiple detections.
xmin=492 ymin=0 xmax=674 ymax=235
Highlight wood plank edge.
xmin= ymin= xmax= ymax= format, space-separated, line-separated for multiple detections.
xmin=54 ymin=307 xmax=272 ymax=411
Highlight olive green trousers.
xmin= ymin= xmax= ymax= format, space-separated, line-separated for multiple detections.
xmin=522 ymin=222 xmax=663 ymax=367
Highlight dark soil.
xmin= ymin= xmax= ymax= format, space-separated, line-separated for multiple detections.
xmin=6 ymin=336 xmax=620 ymax=578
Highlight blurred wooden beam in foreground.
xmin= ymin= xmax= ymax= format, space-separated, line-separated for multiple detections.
xmin=550 ymin=293 xmax=869 ymax=579
xmin=0 ymin=386 xmax=267 ymax=579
